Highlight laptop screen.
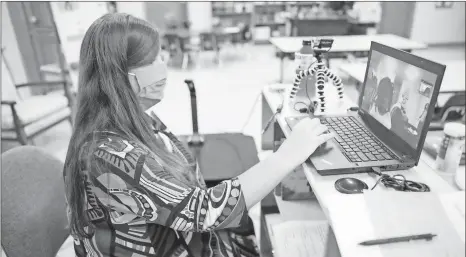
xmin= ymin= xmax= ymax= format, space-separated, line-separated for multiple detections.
xmin=360 ymin=49 xmax=438 ymax=149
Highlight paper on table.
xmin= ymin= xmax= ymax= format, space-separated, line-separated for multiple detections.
xmin=456 ymin=199 xmax=465 ymax=217
xmin=438 ymin=192 xmax=465 ymax=243
xmin=271 ymin=220 xmax=329 ymax=257
xmin=364 ymin=191 xmax=465 ymax=257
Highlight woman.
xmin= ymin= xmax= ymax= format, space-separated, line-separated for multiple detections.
xmin=390 ymin=89 xmax=410 ymax=142
xmin=415 ymin=103 xmax=430 ymax=133
xmin=371 ymin=77 xmax=394 ymax=128
xmin=362 ymin=69 xmax=378 ymax=111
xmin=64 ymin=13 xmax=333 ymax=257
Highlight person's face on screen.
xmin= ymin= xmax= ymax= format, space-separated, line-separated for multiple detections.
xmin=128 ymin=54 xmax=168 ymax=110
xmin=375 ymin=78 xmax=393 ymax=115
xmin=381 ymin=98 xmax=391 ymax=114
xmin=401 ymin=92 xmax=409 ymax=106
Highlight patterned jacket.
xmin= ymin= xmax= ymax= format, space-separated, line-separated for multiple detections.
xmin=68 ymin=115 xmax=259 ymax=257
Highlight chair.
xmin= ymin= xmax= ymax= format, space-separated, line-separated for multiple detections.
xmin=429 ymin=92 xmax=466 ymax=131
xmin=162 ymin=33 xmax=193 ymax=69
xmin=195 ymin=32 xmax=221 ymax=67
xmin=1 ymin=50 xmax=73 ymax=145
xmin=178 ymin=80 xmax=259 ymax=187
xmin=238 ymin=24 xmax=252 ymax=44
xmin=179 ymin=133 xmax=260 ymax=187
xmin=1 ymin=146 xmax=70 ymax=257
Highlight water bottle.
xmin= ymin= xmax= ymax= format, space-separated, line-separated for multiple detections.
xmin=435 ymin=122 xmax=466 ymax=185
xmin=288 ymin=40 xmax=316 ymax=110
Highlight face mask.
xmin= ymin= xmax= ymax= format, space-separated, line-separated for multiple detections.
xmin=128 ymin=56 xmax=168 ymax=101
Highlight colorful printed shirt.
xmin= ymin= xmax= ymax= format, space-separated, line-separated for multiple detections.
xmin=69 ymin=116 xmax=259 ymax=257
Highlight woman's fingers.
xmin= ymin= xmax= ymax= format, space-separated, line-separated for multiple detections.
xmin=302 ymin=117 xmax=321 ymax=129
xmin=317 ymin=132 xmax=335 ymax=145
xmin=312 ymin=124 xmax=329 ymax=136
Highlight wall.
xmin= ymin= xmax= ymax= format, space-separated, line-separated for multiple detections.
xmin=51 ymin=2 xmax=147 ymax=65
xmin=378 ymin=2 xmax=415 ymax=38
xmin=410 ymin=2 xmax=465 ymax=45
xmin=187 ymin=2 xmax=213 ymax=32
xmin=2 ymin=49 xmax=18 ymax=101
xmin=51 ymin=2 xmax=108 ymax=65
xmin=1 ymin=2 xmax=30 ymax=100
xmin=1 ymin=2 xmax=28 ymax=85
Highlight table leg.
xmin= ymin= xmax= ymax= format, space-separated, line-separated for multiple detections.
xmin=259 ymin=193 xmax=279 ymax=257
xmin=261 ymin=93 xmax=275 ymax=151
xmin=326 ymin=55 xmax=331 ymax=69
xmin=273 ymin=120 xmax=285 ymax=149
xmin=259 ymin=120 xmax=284 ymax=257
xmin=325 ymin=226 xmax=342 ymax=257
xmin=279 ymin=52 xmax=285 ymax=83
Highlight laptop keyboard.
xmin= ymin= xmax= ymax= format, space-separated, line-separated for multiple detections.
xmin=321 ymin=117 xmax=398 ymax=163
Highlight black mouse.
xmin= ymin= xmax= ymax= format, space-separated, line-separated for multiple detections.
xmin=335 ymin=178 xmax=369 ymax=194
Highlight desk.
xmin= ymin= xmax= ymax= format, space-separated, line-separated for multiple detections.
xmin=163 ymin=29 xmax=193 ymax=39
xmin=288 ymin=17 xmax=350 ymax=37
xmin=438 ymin=60 xmax=466 ymax=93
xmin=347 ymin=17 xmax=377 ymax=35
xmin=260 ymin=84 xmax=461 ymax=257
xmin=270 ymin=34 xmax=427 ymax=83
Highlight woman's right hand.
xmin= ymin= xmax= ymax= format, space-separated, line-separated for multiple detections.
xmin=277 ymin=117 xmax=335 ymax=166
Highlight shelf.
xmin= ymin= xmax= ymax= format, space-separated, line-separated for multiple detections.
xmin=255 ymin=22 xmax=286 ymax=27
xmin=254 ymin=3 xmax=287 ymax=7
xmin=289 ymin=16 xmax=348 ymax=21
xmin=213 ymin=12 xmax=252 ymax=16
xmin=274 ymin=193 xmax=326 ymax=221
xmin=292 ymin=2 xmax=319 ymax=6
xmin=254 ymin=39 xmax=272 ymax=45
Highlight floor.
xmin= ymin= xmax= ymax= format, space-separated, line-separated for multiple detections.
xmin=1 ymin=42 xmax=464 ymax=252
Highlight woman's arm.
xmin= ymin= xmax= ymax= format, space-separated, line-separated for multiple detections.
xmin=238 ymin=149 xmax=298 ymax=209
xmin=90 ymin=138 xmax=298 ymax=232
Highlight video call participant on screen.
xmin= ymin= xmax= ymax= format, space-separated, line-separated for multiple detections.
xmin=362 ymin=69 xmax=378 ymax=111
xmin=372 ymin=77 xmax=394 ymax=127
xmin=416 ymin=103 xmax=429 ymax=134
xmin=390 ymin=90 xmax=413 ymax=144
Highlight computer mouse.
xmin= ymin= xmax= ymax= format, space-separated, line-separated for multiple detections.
xmin=335 ymin=178 xmax=369 ymax=194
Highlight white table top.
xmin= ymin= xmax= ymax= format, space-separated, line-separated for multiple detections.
xmin=323 ymin=191 xmax=464 ymax=257
xmin=338 ymin=60 xmax=466 ymax=93
xmin=262 ymin=84 xmax=461 ymax=257
xmin=269 ymin=34 xmax=427 ymax=54
xmin=439 ymin=60 xmax=466 ymax=93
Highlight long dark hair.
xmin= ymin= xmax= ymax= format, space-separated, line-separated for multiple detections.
xmin=64 ymin=13 xmax=197 ymax=239
xmin=375 ymin=77 xmax=394 ymax=115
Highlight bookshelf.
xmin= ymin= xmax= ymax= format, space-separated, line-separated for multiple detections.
xmin=209 ymin=2 xmax=351 ymax=44
xmin=252 ymin=1 xmax=288 ymax=44
xmin=211 ymin=2 xmax=253 ymax=27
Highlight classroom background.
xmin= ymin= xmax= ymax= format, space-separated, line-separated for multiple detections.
xmin=1 ymin=2 xmax=465 ymax=257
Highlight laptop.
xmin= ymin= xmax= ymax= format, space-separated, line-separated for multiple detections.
xmin=286 ymin=42 xmax=446 ymax=176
